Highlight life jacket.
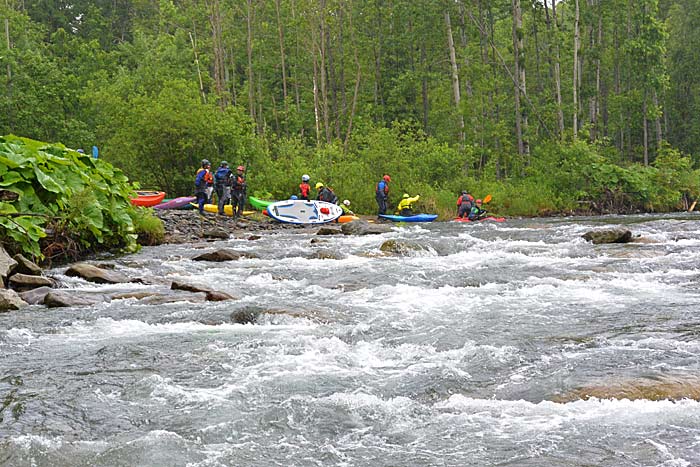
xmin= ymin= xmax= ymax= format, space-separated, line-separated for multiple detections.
xmin=376 ymin=180 xmax=388 ymax=197
xmin=318 ymin=187 xmax=338 ymax=204
xmin=215 ymin=167 xmax=231 ymax=186
xmin=232 ymin=174 xmax=246 ymax=192
xmin=195 ymin=168 xmax=209 ymax=188
xmin=458 ymin=194 xmax=474 ymax=206
xmin=299 ymin=182 xmax=310 ymax=199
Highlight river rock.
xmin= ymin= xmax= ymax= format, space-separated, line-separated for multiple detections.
xmin=310 ymin=250 xmax=345 ymax=260
xmin=341 ymin=219 xmax=392 ymax=236
xmin=379 ymin=239 xmax=428 ymax=256
xmin=12 ymin=254 xmax=42 ymax=276
xmin=202 ymin=227 xmax=230 ymax=239
xmin=317 ymin=227 xmax=343 ymax=236
xmin=43 ymin=290 xmax=110 ymax=308
xmin=192 ymin=249 xmax=256 ymax=261
xmin=65 ymin=263 xmax=131 ymax=283
xmin=582 ymin=228 xmax=632 ymax=244
xmin=0 ymin=246 xmax=17 ymax=280
xmin=0 ymin=289 xmax=28 ymax=311
xmin=8 ymin=273 xmax=55 ymax=291
xmin=19 ymin=286 xmax=55 ymax=305
xmin=140 ymin=292 xmax=208 ymax=305
xmin=230 ymin=308 xmax=260 ymax=324
xmin=171 ymin=280 xmax=237 ymax=301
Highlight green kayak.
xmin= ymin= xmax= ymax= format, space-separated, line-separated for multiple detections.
xmin=248 ymin=196 xmax=274 ymax=210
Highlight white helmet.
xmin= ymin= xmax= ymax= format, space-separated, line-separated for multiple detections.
xmin=343 ymin=199 xmax=351 ymax=206
xmin=302 ymin=174 xmax=310 ymax=182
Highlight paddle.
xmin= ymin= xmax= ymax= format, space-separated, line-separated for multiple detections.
xmin=483 ymin=194 xmax=492 ymax=204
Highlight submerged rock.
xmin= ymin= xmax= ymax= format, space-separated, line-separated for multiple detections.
xmin=582 ymin=228 xmax=632 ymax=244
xmin=379 ymin=239 xmax=428 ymax=256
xmin=19 ymin=286 xmax=53 ymax=305
xmin=316 ymin=227 xmax=343 ymax=236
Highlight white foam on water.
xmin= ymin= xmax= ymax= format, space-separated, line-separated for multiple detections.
xmin=2 ymin=327 xmax=35 ymax=346
xmin=43 ymin=317 xmax=315 ymax=342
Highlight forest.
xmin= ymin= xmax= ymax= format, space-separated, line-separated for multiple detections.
xmin=1 ymin=0 xmax=699 ymax=217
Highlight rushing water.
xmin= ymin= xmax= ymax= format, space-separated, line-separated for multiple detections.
xmin=2 ymin=214 xmax=700 ymax=466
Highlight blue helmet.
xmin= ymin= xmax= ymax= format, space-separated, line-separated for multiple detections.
xmin=290 ymin=195 xmax=298 ymax=200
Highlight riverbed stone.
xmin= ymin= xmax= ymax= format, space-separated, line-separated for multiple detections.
xmin=171 ymin=280 xmax=237 ymax=302
xmin=341 ymin=219 xmax=392 ymax=235
xmin=12 ymin=254 xmax=43 ymax=276
xmin=379 ymin=239 xmax=427 ymax=256
xmin=43 ymin=290 xmax=110 ymax=308
xmin=317 ymin=227 xmax=343 ymax=236
xmin=65 ymin=263 xmax=130 ymax=284
xmin=0 ymin=246 xmax=17 ymax=280
xmin=140 ymin=292 xmax=208 ymax=305
xmin=0 ymin=289 xmax=28 ymax=311
xmin=582 ymin=228 xmax=632 ymax=244
xmin=8 ymin=273 xmax=55 ymax=291
xmin=192 ymin=249 xmax=257 ymax=262
xmin=230 ymin=308 xmax=260 ymax=324
xmin=202 ymin=227 xmax=230 ymax=239
xmin=205 ymin=290 xmax=237 ymax=301
xmin=19 ymin=286 xmax=54 ymax=305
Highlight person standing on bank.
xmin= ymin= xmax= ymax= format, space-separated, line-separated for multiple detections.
xmin=214 ymin=161 xmax=232 ymax=215
xmin=230 ymin=165 xmax=247 ymax=219
xmin=375 ymin=174 xmax=391 ymax=215
xmin=299 ymin=174 xmax=312 ymax=201
xmin=194 ymin=159 xmax=212 ymax=214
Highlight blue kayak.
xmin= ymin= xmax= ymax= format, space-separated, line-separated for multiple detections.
xmin=378 ymin=213 xmax=438 ymax=223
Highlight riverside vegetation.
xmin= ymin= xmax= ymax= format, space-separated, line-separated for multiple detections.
xmin=2 ymin=1 xmax=700 ymax=258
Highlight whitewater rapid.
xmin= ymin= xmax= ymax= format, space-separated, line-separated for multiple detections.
xmin=2 ymin=214 xmax=700 ymax=466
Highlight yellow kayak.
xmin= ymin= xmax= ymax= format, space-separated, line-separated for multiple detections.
xmin=200 ymin=204 xmax=255 ymax=216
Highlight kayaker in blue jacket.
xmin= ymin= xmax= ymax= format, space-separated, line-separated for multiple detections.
xmin=194 ymin=159 xmax=212 ymax=214
xmin=375 ymin=174 xmax=390 ymax=215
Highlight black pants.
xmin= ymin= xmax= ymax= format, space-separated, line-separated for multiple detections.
xmin=457 ymin=203 xmax=471 ymax=218
xmin=196 ymin=191 xmax=207 ymax=213
xmin=376 ymin=195 xmax=387 ymax=215
xmin=231 ymin=191 xmax=246 ymax=218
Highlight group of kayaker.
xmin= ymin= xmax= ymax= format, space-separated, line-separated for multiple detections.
xmin=195 ymin=159 xmax=247 ymax=218
xmin=195 ymin=162 xmax=488 ymax=220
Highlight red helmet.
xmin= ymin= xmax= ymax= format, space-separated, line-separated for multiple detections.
xmin=476 ymin=199 xmax=482 ymax=204
xmin=237 ymin=165 xmax=245 ymax=171
xmin=383 ymin=175 xmax=391 ymax=182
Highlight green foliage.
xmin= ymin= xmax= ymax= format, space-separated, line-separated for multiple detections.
xmin=0 ymin=135 xmax=139 ymax=260
xmin=131 ymin=207 xmax=165 ymax=246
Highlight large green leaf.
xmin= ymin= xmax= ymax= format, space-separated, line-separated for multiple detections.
xmin=34 ymin=166 xmax=64 ymax=193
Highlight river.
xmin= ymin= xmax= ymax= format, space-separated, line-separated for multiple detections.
xmin=2 ymin=214 xmax=700 ymax=466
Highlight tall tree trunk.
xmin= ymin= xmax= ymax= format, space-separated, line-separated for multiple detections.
xmin=319 ymin=0 xmax=330 ymax=143
xmin=373 ymin=0 xmax=384 ymax=113
xmin=312 ymin=48 xmax=321 ymax=145
xmin=189 ymin=29 xmax=207 ymax=104
xmin=512 ymin=0 xmax=528 ymax=157
xmin=573 ymin=0 xmax=580 ymax=138
xmin=290 ymin=0 xmax=302 ymax=113
xmin=274 ymin=0 xmax=288 ymax=119
xmin=445 ymin=10 xmax=465 ymax=145
xmin=421 ymin=42 xmax=429 ymax=132
xmin=344 ymin=0 xmax=361 ymax=153
xmin=643 ymin=91 xmax=649 ymax=165
xmin=654 ymin=90 xmax=662 ymax=148
xmin=549 ymin=0 xmax=564 ymax=138
xmin=207 ymin=0 xmax=226 ymax=109
xmin=457 ymin=1 xmax=473 ymax=98
xmin=246 ymin=0 xmax=257 ymax=127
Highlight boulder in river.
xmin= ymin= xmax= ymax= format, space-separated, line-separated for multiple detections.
xmin=379 ymin=239 xmax=429 ymax=256
xmin=316 ymin=227 xmax=343 ymax=236
xmin=582 ymin=228 xmax=632 ymax=244
xmin=19 ymin=286 xmax=53 ymax=305
xmin=192 ymin=248 xmax=257 ymax=262
xmin=44 ymin=290 xmax=111 ymax=308
xmin=341 ymin=219 xmax=392 ymax=235
xmin=171 ymin=280 xmax=237 ymax=301
xmin=65 ymin=263 xmax=131 ymax=284
xmin=12 ymin=254 xmax=43 ymax=276
xmin=8 ymin=273 xmax=55 ymax=291
xmin=0 ymin=246 xmax=17 ymax=281
xmin=0 ymin=289 xmax=28 ymax=311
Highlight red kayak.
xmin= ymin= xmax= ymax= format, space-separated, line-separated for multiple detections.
xmin=453 ymin=216 xmax=505 ymax=223
xmin=130 ymin=190 xmax=166 ymax=207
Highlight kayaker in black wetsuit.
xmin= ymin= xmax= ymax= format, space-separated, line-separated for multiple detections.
xmin=468 ymin=199 xmax=487 ymax=220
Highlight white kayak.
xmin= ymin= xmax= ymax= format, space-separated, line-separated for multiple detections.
xmin=266 ymin=199 xmax=343 ymax=224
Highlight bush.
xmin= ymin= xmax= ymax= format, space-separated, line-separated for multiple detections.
xmin=132 ymin=207 xmax=164 ymax=245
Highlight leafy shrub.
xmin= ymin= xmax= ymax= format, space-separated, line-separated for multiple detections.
xmin=131 ymin=207 xmax=165 ymax=246
xmin=0 ymin=135 xmax=139 ymax=260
